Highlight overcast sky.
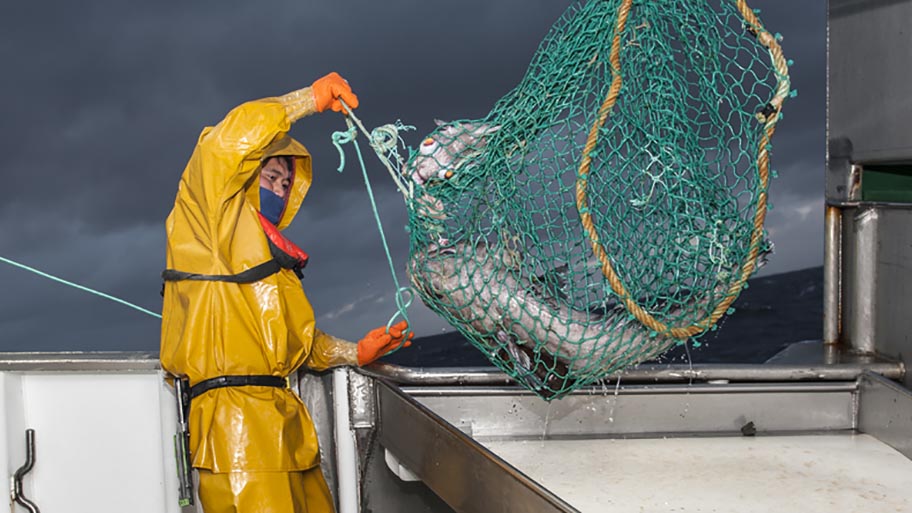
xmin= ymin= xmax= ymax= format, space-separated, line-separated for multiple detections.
xmin=0 ymin=0 xmax=825 ymax=352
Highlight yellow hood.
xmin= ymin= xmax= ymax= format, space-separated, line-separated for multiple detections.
xmin=248 ymin=135 xmax=313 ymax=230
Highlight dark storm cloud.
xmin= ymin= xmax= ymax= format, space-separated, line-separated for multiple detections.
xmin=1 ymin=0 xmax=573 ymax=228
xmin=0 ymin=0 xmax=826 ymax=351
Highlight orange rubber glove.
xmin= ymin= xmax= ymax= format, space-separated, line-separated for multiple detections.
xmin=357 ymin=321 xmax=414 ymax=366
xmin=311 ymin=72 xmax=359 ymax=113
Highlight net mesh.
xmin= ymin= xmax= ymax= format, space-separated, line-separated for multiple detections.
xmin=403 ymin=0 xmax=790 ymax=400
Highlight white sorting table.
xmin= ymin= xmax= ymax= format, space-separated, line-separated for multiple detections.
xmin=482 ymin=434 xmax=912 ymax=513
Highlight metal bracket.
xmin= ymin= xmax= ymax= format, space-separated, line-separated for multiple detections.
xmin=10 ymin=428 xmax=39 ymax=513
xmin=349 ymin=371 xmax=376 ymax=430
xmin=827 ymin=137 xmax=863 ymax=205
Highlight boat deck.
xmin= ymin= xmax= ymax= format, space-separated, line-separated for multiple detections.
xmin=375 ymin=349 xmax=912 ymax=513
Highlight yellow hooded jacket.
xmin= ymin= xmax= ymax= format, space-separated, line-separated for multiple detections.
xmin=160 ymin=89 xmax=356 ymax=472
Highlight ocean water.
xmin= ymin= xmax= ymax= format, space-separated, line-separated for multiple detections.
xmin=383 ymin=266 xmax=824 ymax=368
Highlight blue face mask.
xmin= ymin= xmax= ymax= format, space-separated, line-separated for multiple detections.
xmin=260 ymin=187 xmax=286 ymax=225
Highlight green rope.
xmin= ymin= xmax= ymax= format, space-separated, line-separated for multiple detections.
xmin=331 ymin=101 xmax=416 ymax=346
xmin=0 ymin=255 xmax=162 ymax=319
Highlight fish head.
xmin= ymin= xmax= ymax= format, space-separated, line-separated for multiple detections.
xmin=406 ymin=120 xmax=500 ymax=186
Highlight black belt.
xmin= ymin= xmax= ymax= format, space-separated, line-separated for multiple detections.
xmin=190 ymin=375 xmax=288 ymax=400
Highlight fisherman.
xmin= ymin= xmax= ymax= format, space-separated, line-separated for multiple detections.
xmin=160 ymin=72 xmax=412 ymax=513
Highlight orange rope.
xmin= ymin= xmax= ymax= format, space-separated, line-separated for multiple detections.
xmin=575 ymin=0 xmax=790 ymax=339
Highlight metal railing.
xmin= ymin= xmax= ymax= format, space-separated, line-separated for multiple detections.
xmin=360 ymin=359 xmax=904 ymax=386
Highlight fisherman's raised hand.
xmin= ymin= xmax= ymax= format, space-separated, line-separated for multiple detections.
xmin=312 ymin=72 xmax=359 ymax=113
xmin=357 ymin=321 xmax=413 ymax=366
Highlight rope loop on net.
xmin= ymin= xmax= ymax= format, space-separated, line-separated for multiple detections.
xmin=574 ymin=0 xmax=790 ymax=339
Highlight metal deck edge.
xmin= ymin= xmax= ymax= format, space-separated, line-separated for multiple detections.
xmin=858 ymin=371 xmax=912 ymax=458
xmin=0 ymin=352 xmax=161 ymax=371
xmin=377 ymin=379 xmax=579 ymax=513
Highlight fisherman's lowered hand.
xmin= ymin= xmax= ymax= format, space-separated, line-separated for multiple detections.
xmin=357 ymin=321 xmax=413 ymax=366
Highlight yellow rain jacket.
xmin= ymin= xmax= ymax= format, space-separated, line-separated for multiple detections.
xmin=160 ymin=87 xmax=357 ymax=473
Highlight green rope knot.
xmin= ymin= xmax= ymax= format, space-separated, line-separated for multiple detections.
xmin=331 ymin=125 xmax=359 ymax=173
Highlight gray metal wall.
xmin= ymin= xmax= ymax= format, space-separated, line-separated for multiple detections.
xmin=840 ymin=206 xmax=912 ymax=386
xmin=829 ymin=0 xmax=912 ymax=165
xmin=828 ymin=0 xmax=912 ymax=386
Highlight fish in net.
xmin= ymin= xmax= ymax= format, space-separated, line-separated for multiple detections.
xmin=404 ymin=0 xmax=790 ymax=400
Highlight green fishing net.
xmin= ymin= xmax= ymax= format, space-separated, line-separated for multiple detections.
xmin=403 ymin=0 xmax=790 ymax=400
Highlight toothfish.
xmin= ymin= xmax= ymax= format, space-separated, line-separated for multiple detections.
xmin=405 ymin=121 xmax=768 ymax=398
xmin=408 ymin=240 xmax=764 ymax=398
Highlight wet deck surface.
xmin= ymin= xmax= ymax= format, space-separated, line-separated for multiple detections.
xmin=482 ymin=433 xmax=912 ymax=513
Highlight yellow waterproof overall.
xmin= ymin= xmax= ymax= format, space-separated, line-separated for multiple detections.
xmin=161 ymin=89 xmax=356 ymax=513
